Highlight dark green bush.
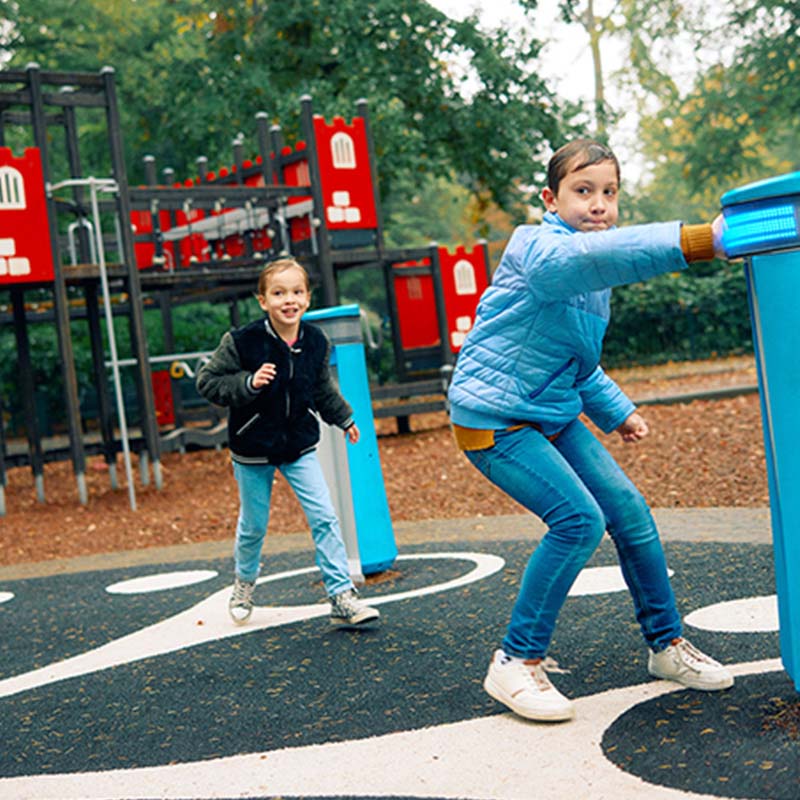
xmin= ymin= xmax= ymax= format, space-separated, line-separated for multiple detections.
xmin=604 ymin=260 xmax=753 ymax=366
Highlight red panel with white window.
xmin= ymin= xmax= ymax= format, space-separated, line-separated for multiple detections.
xmin=0 ymin=147 xmax=55 ymax=284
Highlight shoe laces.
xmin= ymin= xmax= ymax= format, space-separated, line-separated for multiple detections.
xmin=232 ymin=578 xmax=254 ymax=605
xmin=672 ymin=638 xmax=715 ymax=668
xmin=333 ymin=589 xmax=361 ymax=614
xmin=521 ymin=659 xmax=556 ymax=693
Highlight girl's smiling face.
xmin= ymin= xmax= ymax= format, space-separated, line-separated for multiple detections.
xmin=257 ymin=265 xmax=310 ymax=331
xmin=541 ymin=158 xmax=619 ymax=232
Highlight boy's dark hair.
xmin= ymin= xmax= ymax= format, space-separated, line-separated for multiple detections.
xmin=257 ymin=257 xmax=309 ymax=296
xmin=547 ymin=139 xmax=620 ymax=195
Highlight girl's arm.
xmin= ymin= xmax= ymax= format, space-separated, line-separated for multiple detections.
xmin=195 ymin=332 xmax=260 ymax=408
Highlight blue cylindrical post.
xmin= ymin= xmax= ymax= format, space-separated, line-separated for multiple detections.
xmin=721 ymin=171 xmax=800 ymax=691
xmin=306 ymin=304 xmax=397 ymax=576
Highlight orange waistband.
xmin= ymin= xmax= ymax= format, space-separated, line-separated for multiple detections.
xmin=452 ymin=422 xmax=559 ymax=451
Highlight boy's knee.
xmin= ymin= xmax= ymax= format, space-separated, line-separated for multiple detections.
xmin=552 ymin=505 xmax=606 ymax=550
xmin=608 ymin=490 xmax=657 ymax=544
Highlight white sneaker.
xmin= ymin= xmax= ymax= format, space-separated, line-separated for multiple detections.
xmin=228 ymin=576 xmax=255 ymax=624
xmin=483 ymin=649 xmax=574 ymax=722
xmin=648 ymin=638 xmax=734 ymax=691
xmin=330 ymin=588 xmax=380 ymax=627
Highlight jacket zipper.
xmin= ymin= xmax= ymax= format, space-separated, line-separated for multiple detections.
xmin=528 ymin=357 xmax=577 ymax=400
xmin=285 ymin=350 xmax=294 ymax=421
xmin=236 ymin=413 xmax=260 ymax=436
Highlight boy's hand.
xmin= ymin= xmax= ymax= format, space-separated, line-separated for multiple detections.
xmin=616 ymin=411 xmax=649 ymax=443
xmin=252 ymin=362 xmax=277 ymax=389
xmin=345 ymin=423 xmax=360 ymax=444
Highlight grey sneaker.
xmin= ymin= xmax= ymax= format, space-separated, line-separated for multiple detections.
xmin=483 ymin=649 xmax=574 ymax=722
xmin=648 ymin=638 xmax=734 ymax=691
xmin=330 ymin=588 xmax=380 ymax=627
xmin=228 ymin=576 xmax=256 ymax=624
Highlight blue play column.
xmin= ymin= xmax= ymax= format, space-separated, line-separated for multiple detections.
xmin=721 ymin=172 xmax=800 ymax=692
xmin=305 ymin=304 xmax=397 ymax=578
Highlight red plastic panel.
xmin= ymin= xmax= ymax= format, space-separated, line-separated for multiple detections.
xmin=312 ymin=116 xmax=377 ymax=231
xmin=437 ymin=244 xmax=488 ymax=352
xmin=0 ymin=147 xmax=55 ymax=284
xmin=151 ymin=370 xmax=175 ymax=426
xmin=393 ymin=259 xmax=440 ymax=349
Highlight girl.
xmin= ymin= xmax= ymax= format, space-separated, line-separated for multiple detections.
xmin=448 ymin=139 xmax=732 ymax=722
xmin=197 ymin=258 xmax=379 ymax=628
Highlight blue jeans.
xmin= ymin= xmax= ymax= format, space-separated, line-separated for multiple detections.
xmin=466 ymin=420 xmax=682 ymax=658
xmin=232 ymin=452 xmax=353 ymax=597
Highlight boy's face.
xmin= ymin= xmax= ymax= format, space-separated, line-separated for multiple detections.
xmin=257 ymin=265 xmax=310 ymax=328
xmin=541 ymin=159 xmax=619 ymax=232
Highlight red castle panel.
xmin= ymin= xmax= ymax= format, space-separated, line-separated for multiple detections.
xmin=393 ymin=259 xmax=440 ymax=350
xmin=312 ymin=116 xmax=377 ymax=231
xmin=173 ymin=200 xmax=209 ymax=265
xmin=438 ymin=245 xmax=488 ymax=353
xmin=0 ymin=147 xmax=55 ymax=284
xmin=280 ymin=143 xmax=313 ymax=243
xmin=151 ymin=370 xmax=175 ymax=426
xmin=132 ymin=206 xmax=178 ymax=269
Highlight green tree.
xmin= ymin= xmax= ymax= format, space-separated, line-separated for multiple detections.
xmin=0 ymin=0 xmax=568 ymax=220
xmin=631 ymin=1 xmax=799 ymax=193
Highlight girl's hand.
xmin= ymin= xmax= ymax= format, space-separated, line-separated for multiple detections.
xmin=252 ymin=362 xmax=277 ymax=389
xmin=616 ymin=411 xmax=649 ymax=443
xmin=345 ymin=423 xmax=360 ymax=444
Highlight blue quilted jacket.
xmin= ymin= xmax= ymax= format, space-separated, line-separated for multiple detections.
xmin=448 ymin=212 xmax=688 ymax=437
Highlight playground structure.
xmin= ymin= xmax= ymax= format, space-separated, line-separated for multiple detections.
xmin=0 ymin=64 xmax=490 ymax=513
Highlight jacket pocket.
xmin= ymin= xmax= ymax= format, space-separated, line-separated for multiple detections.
xmin=527 ymin=357 xmax=577 ymax=400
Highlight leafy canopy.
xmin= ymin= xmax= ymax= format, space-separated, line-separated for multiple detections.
xmin=1 ymin=0 xmax=568 ymax=219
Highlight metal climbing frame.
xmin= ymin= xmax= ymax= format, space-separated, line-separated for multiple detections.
xmin=0 ymin=64 xmax=161 ymax=507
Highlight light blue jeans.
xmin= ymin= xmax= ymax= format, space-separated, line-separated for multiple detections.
xmin=232 ymin=451 xmax=353 ymax=597
xmin=466 ymin=419 xmax=682 ymax=658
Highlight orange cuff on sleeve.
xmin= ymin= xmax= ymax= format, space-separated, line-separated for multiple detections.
xmin=680 ymin=224 xmax=716 ymax=263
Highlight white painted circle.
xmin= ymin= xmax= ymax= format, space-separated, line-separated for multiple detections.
xmin=0 ymin=591 xmax=14 ymax=604
xmin=685 ymin=594 xmax=779 ymax=632
xmin=569 ymin=566 xmax=674 ymax=597
xmin=254 ymin=551 xmax=506 ymax=606
xmin=106 ymin=570 xmax=219 ymax=595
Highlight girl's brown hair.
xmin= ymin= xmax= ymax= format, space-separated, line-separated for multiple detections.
xmin=547 ymin=139 xmax=620 ymax=195
xmin=257 ymin=257 xmax=310 ymax=296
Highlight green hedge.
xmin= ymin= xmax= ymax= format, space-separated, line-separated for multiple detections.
xmin=0 ymin=262 xmax=755 ymax=436
xmin=604 ymin=260 xmax=753 ymax=366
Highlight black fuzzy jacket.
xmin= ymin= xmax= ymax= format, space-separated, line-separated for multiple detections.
xmin=196 ymin=317 xmax=353 ymax=464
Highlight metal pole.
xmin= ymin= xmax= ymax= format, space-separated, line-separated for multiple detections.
xmin=300 ymin=95 xmax=337 ymax=306
xmin=88 ymin=177 xmax=137 ymax=510
xmin=102 ymin=66 xmax=162 ymax=491
xmin=28 ymin=62 xmax=87 ymax=504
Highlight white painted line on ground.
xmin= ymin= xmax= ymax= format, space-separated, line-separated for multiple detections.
xmin=105 ymin=570 xmax=219 ymax=594
xmin=0 ymin=658 xmax=782 ymax=800
xmin=569 ymin=565 xmax=675 ymax=596
xmin=685 ymin=595 xmax=779 ymax=633
xmin=0 ymin=552 xmax=504 ymax=700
